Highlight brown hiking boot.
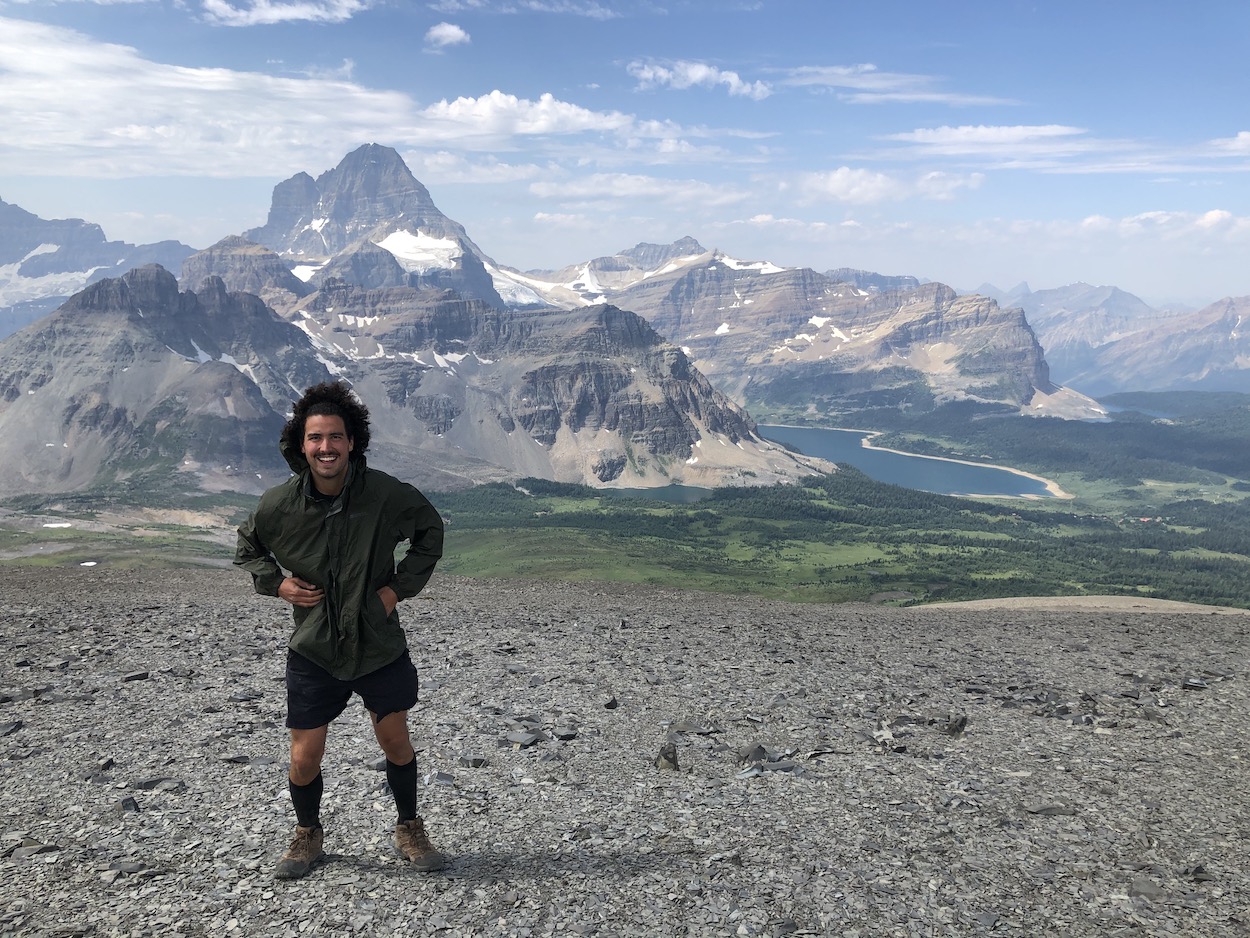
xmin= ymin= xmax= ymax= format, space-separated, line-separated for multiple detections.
xmin=394 ymin=817 xmax=445 ymax=871
xmin=273 ymin=825 xmax=324 ymax=880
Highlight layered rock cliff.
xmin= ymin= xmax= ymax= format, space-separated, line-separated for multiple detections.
xmin=287 ymin=282 xmax=822 ymax=488
xmin=609 ymin=257 xmax=1053 ymax=416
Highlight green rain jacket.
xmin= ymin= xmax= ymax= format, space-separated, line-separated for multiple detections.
xmin=234 ymin=445 xmax=443 ymax=681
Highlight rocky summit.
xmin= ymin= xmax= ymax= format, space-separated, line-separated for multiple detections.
xmin=2 ymin=566 xmax=1248 ymax=936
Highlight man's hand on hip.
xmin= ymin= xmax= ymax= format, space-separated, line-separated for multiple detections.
xmin=280 ymin=577 xmax=324 ymax=607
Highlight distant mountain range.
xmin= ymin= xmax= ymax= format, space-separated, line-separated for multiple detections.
xmin=974 ymin=282 xmax=1250 ymax=397
xmin=1 ymin=142 xmax=1248 ymax=497
xmin=0 ymin=198 xmax=194 ymax=338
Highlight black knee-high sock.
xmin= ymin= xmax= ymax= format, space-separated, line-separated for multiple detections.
xmin=386 ymin=757 xmax=418 ymax=822
xmin=289 ymin=772 xmax=323 ymax=829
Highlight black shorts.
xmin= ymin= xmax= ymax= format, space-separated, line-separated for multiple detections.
xmin=285 ymin=649 xmax=419 ymax=730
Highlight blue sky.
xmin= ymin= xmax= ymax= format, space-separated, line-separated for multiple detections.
xmin=1 ymin=0 xmax=1248 ymax=305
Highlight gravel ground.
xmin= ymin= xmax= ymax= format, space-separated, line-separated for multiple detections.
xmin=2 ymin=567 xmax=1248 ymax=937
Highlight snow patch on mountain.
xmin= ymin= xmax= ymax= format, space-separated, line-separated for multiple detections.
xmin=715 ymin=255 xmax=789 ymax=275
xmin=373 ymin=230 xmax=461 ymax=274
xmin=485 ymin=263 xmax=562 ymax=307
xmin=484 ymin=247 xmax=779 ymax=311
xmin=0 ymin=256 xmax=109 ymax=308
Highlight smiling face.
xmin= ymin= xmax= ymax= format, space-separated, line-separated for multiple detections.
xmin=301 ymin=413 xmax=354 ymax=495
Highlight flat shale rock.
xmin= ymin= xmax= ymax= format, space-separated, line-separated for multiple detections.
xmin=2 ymin=566 xmax=1248 ymax=937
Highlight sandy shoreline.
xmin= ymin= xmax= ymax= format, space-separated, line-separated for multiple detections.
xmin=766 ymin=424 xmax=1074 ymax=499
xmin=857 ymin=431 xmax=1074 ymax=499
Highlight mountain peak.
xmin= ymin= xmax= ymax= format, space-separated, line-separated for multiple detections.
xmin=618 ymin=237 xmax=708 ymax=269
xmin=242 ymin=143 xmax=459 ymax=261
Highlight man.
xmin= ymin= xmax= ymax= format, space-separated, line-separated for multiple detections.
xmin=235 ymin=380 xmax=445 ymax=880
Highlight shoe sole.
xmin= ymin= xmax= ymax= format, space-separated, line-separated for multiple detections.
xmin=393 ymin=846 xmax=445 ymax=872
xmin=273 ymin=852 xmax=325 ymax=880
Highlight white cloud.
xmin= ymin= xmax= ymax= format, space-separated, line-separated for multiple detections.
xmin=425 ymin=22 xmax=470 ymax=49
xmin=300 ymin=58 xmax=355 ymax=80
xmin=1210 ymin=131 xmax=1250 ymax=154
xmin=201 ymin=0 xmax=371 ymax=26
xmin=879 ymin=124 xmax=1098 ymax=163
xmin=791 ymin=167 xmax=984 ymax=204
xmin=783 ymin=63 xmax=921 ymax=92
xmin=927 ymin=211 xmax=1250 ymax=254
xmin=781 ymin=64 xmax=1016 ymax=106
xmin=1111 ymin=209 xmax=1250 ymax=240
xmin=404 ymin=150 xmax=543 ymax=184
xmin=1195 ymin=209 xmax=1235 ymax=230
xmin=421 ymin=90 xmax=635 ymax=139
xmin=915 ymin=170 xmax=985 ymax=200
xmin=794 ymin=167 xmax=907 ymax=204
xmin=533 ymin=211 xmax=598 ymax=227
xmin=0 ymin=18 xmax=681 ymax=175
xmin=627 ymin=60 xmax=771 ymax=100
xmin=888 ymin=125 xmax=1086 ymax=146
xmin=744 ymin=214 xmax=831 ymax=233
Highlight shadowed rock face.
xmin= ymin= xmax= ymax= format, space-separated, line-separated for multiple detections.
xmin=311 ymin=240 xmax=503 ymax=306
xmin=290 ymin=285 xmax=778 ymax=487
xmin=498 ymin=305 xmax=756 ymax=462
xmin=179 ymin=236 xmax=312 ymax=300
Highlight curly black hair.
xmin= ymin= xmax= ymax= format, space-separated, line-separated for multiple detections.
xmin=281 ymin=381 xmax=372 ymax=459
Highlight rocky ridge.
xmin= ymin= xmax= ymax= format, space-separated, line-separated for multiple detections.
xmin=241 ymin=144 xmax=503 ymax=308
xmin=500 ymin=243 xmax=1081 ymax=417
xmin=1002 ymin=283 xmax=1181 ymax=391
xmin=243 ymin=144 xmax=483 ymax=264
xmin=1 ymin=566 xmax=1247 ymax=937
xmin=614 ymin=267 xmax=1067 ymax=416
